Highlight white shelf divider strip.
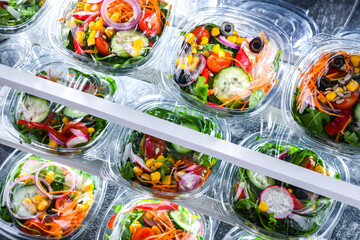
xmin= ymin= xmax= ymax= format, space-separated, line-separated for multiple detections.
xmin=1 ymin=64 xmax=360 ymax=209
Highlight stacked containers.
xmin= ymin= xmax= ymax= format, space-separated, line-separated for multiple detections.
xmin=2 ymin=56 xmax=124 ymax=154
xmin=0 ymin=151 xmax=105 ymax=239
xmin=220 ymin=131 xmax=349 ymax=239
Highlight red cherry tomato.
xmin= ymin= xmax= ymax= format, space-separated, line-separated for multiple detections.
xmin=206 ymin=51 xmax=232 ymax=73
xmin=62 ymin=122 xmax=88 ymax=138
xmin=95 ymin=32 xmax=110 ymax=56
xmin=235 ymin=48 xmax=252 ymax=73
xmin=191 ymin=26 xmax=210 ymax=45
xmin=292 ymin=195 xmax=304 ymax=210
xmin=332 ymin=90 xmax=359 ymax=110
xmin=139 ymin=10 xmax=162 ymax=36
xmin=22 ymin=219 xmax=48 ymax=236
xmin=132 ymin=227 xmax=155 ymax=240
xmin=181 ymin=158 xmax=208 ymax=176
xmin=107 ymin=214 xmax=117 ymax=229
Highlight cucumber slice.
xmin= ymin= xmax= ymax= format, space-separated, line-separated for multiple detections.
xmin=63 ymin=107 xmax=88 ymax=119
xmin=246 ymin=169 xmax=275 ymax=191
xmin=169 ymin=210 xmax=191 ymax=232
xmin=20 ymin=96 xmax=50 ymax=123
xmin=111 ymin=30 xmax=149 ymax=57
xmin=172 ymin=123 xmax=200 ymax=154
xmin=11 ymin=185 xmax=43 ymax=218
xmin=213 ymin=67 xmax=251 ymax=103
xmin=355 ymin=102 xmax=360 ymax=121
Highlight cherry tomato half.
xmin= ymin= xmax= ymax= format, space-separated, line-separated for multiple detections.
xmin=95 ymin=32 xmax=110 ymax=56
xmin=62 ymin=121 xmax=89 ymax=138
xmin=139 ymin=10 xmax=162 ymax=36
xmin=332 ymin=90 xmax=359 ymax=110
xmin=206 ymin=51 xmax=232 ymax=73
xmin=191 ymin=26 xmax=210 ymax=45
xmin=22 ymin=219 xmax=48 ymax=236
xmin=132 ymin=227 xmax=155 ymax=240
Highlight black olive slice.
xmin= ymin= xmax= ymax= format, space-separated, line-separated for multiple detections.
xmin=249 ymin=37 xmax=264 ymax=53
xmin=317 ymin=76 xmax=332 ymax=91
xmin=220 ymin=22 xmax=234 ymax=37
xmin=329 ymin=54 xmax=345 ymax=69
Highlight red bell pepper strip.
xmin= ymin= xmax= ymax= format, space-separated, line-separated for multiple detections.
xmin=107 ymin=214 xmax=117 ymax=229
xmin=73 ymin=11 xmax=97 ymax=21
xmin=131 ymin=203 xmax=179 ymax=211
xmin=235 ymin=48 xmax=252 ymax=73
xmin=73 ymin=11 xmax=100 ymax=54
xmin=201 ymin=68 xmax=209 ymax=84
xmin=324 ymin=109 xmax=353 ymax=136
xmin=16 ymin=120 xmax=68 ymax=142
xmin=80 ymin=11 xmax=100 ymax=28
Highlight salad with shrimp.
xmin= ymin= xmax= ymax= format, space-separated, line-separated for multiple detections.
xmin=105 ymin=199 xmax=205 ymax=239
xmin=0 ymin=0 xmax=45 ymax=26
xmin=0 ymin=156 xmax=98 ymax=238
xmin=119 ymin=106 xmax=222 ymax=193
xmin=233 ymin=141 xmax=339 ymax=236
xmin=61 ymin=0 xmax=171 ymax=68
xmin=13 ymin=68 xmax=116 ymax=151
xmin=173 ymin=22 xmax=281 ymax=111
xmin=293 ymin=51 xmax=360 ymax=146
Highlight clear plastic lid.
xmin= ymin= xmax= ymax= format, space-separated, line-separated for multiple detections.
xmin=2 ymin=56 xmax=124 ymax=155
xmin=0 ymin=0 xmax=51 ymax=36
xmin=282 ymin=34 xmax=360 ymax=157
xmin=0 ymin=36 xmax=32 ymax=68
xmin=108 ymin=95 xmax=230 ymax=198
xmin=96 ymin=191 xmax=216 ymax=240
xmin=160 ymin=7 xmax=291 ymax=118
xmin=49 ymin=0 xmax=175 ymax=75
xmin=333 ymin=27 xmax=360 ymax=40
xmin=220 ymin=130 xmax=349 ymax=239
xmin=0 ymin=151 xmax=106 ymax=239
xmin=223 ymin=228 xmax=258 ymax=240
xmin=221 ymin=0 xmax=319 ymax=55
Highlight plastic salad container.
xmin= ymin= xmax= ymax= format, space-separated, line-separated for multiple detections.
xmin=0 ymin=0 xmax=51 ymax=35
xmin=0 ymin=151 xmax=106 ymax=239
xmin=283 ymin=35 xmax=360 ymax=156
xmin=160 ymin=7 xmax=291 ymax=117
xmin=97 ymin=191 xmax=215 ymax=240
xmin=223 ymin=228 xmax=259 ymax=240
xmin=220 ymin=131 xmax=349 ymax=239
xmin=50 ymin=0 xmax=175 ymax=74
xmin=2 ymin=56 xmax=123 ymax=154
xmin=108 ymin=95 xmax=230 ymax=198
xmin=220 ymin=0 xmax=318 ymax=55
xmin=0 ymin=37 xmax=32 ymax=68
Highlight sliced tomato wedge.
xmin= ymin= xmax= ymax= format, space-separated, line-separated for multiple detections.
xmin=206 ymin=51 xmax=232 ymax=73
xmin=191 ymin=26 xmax=210 ymax=45
xmin=332 ymin=90 xmax=359 ymax=110
xmin=132 ymin=227 xmax=155 ymax=240
xmin=235 ymin=48 xmax=252 ymax=73
xmin=95 ymin=32 xmax=110 ymax=56
xmin=107 ymin=214 xmax=117 ymax=229
xmin=139 ymin=10 xmax=162 ymax=36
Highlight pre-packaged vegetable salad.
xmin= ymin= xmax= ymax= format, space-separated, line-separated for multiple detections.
xmin=102 ymin=199 xmax=206 ymax=240
xmin=57 ymin=0 xmax=173 ymax=71
xmin=161 ymin=8 xmax=290 ymax=116
xmin=3 ymin=60 xmax=120 ymax=154
xmin=0 ymin=152 xmax=105 ymax=239
xmin=221 ymin=131 xmax=348 ymax=239
xmin=110 ymin=96 xmax=229 ymax=197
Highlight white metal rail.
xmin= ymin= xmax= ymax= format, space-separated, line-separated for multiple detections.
xmin=1 ymin=64 xmax=360 ymax=212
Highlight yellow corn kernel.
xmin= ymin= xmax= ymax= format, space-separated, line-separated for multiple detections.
xmin=62 ymin=117 xmax=69 ymax=124
xmin=129 ymin=47 xmax=140 ymax=57
xmin=140 ymin=173 xmax=151 ymax=181
xmin=326 ymin=171 xmax=330 ymax=176
xmin=38 ymin=0 xmax=45 ymax=7
xmin=334 ymin=87 xmax=344 ymax=93
xmin=258 ymin=201 xmax=268 ymax=212
xmin=84 ymin=3 xmax=92 ymax=12
xmin=49 ymin=139 xmax=58 ymax=148
xmin=176 ymin=57 xmax=181 ymax=66
xmin=218 ymin=50 xmax=225 ymax=58
xmin=185 ymin=33 xmax=195 ymax=44
xmin=315 ymin=165 xmax=325 ymax=174
xmin=133 ymin=38 xmax=144 ymax=49
xmin=227 ymin=35 xmax=237 ymax=44
xmin=22 ymin=198 xmax=32 ymax=208
xmin=317 ymin=94 xmax=327 ymax=104
xmin=129 ymin=221 xmax=142 ymax=234
xmin=37 ymin=200 xmax=48 ymax=211
xmin=150 ymin=166 xmax=157 ymax=172
xmin=325 ymin=91 xmax=337 ymax=101
xmin=32 ymin=195 xmax=43 ymax=205
xmin=203 ymin=50 xmax=211 ymax=58
xmin=105 ymin=28 xmax=116 ymax=38
xmin=178 ymin=64 xmax=186 ymax=70
xmin=191 ymin=42 xmax=197 ymax=49
xmin=356 ymin=67 xmax=360 ymax=74
xmin=350 ymin=55 xmax=360 ymax=67
xmin=200 ymin=36 xmax=209 ymax=45
xmin=213 ymin=44 xmax=220 ymax=54
xmin=146 ymin=159 xmax=155 ymax=167
xmin=233 ymin=30 xmax=238 ymax=35
xmin=236 ymin=37 xmax=244 ymax=45
xmin=111 ymin=12 xmax=121 ymax=22
xmin=133 ymin=166 xmax=143 ymax=175
xmin=88 ymin=127 xmax=95 ymax=133
xmin=95 ymin=21 xmax=104 ymax=31
xmin=150 ymin=171 xmax=161 ymax=182
xmin=186 ymin=54 xmax=193 ymax=64
xmin=154 ymin=162 xmax=163 ymax=168
xmin=19 ymin=173 xmax=27 ymax=178
xmin=288 ymin=188 xmax=293 ymax=194
xmin=68 ymin=18 xmax=77 ymax=29
xmin=91 ymin=4 xmax=100 ymax=12
xmin=76 ymin=31 xmax=86 ymax=47
xmin=45 ymin=171 xmax=55 ymax=184
xmin=28 ymin=204 xmax=37 ymax=214
xmin=145 ymin=211 xmax=153 ymax=220
xmin=191 ymin=57 xmax=200 ymax=69
xmin=192 ymin=48 xmax=197 ymax=54
xmin=162 ymin=175 xmax=171 ymax=185
xmin=83 ymin=183 xmax=94 ymax=193
xmin=76 ymin=204 xmax=86 ymax=212
xmin=87 ymin=37 xmax=95 ymax=47
xmin=89 ymin=21 xmax=97 ymax=31
xmin=152 ymin=226 xmax=161 ymax=235
xmin=346 ymin=80 xmax=359 ymax=92
xmin=211 ymin=27 xmax=220 ymax=37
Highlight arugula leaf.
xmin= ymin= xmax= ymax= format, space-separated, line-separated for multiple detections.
xmin=249 ymin=89 xmax=265 ymax=107
xmin=112 ymin=204 xmax=122 ymax=213
xmin=192 ymin=76 xmax=208 ymax=103
xmin=159 ymin=161 xmax=173 ymax=180
xmin=298 ymin=107 xmax=331 ymax=136
xmin=119 ymin=161 xmax=134 ymax=180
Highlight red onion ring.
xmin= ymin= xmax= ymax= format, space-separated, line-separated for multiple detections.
xmin=100 ymin=0 xmax=141 ymax=31
xmin=34 ymin=163 xmax=76 ymax=199
xmin=48 ymin=132 xmax=65 ymax=146
xmin=6 ymin=176 xmax=52 ymax=220
xmin=218 ymin=35 xmax=240 ymax=50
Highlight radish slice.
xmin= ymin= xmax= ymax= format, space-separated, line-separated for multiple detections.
xmin=178 ymin=173 xmax=201 ymax=192
xmin=65 ymin=131 xmax=89 ymax=148
xmin=132 ymin=154 xmax=152 ymax=173
xmin=19 ymin=159 xmax=42 ymax=176
xmin=260 ymin=186 xmax=294 ymax=219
